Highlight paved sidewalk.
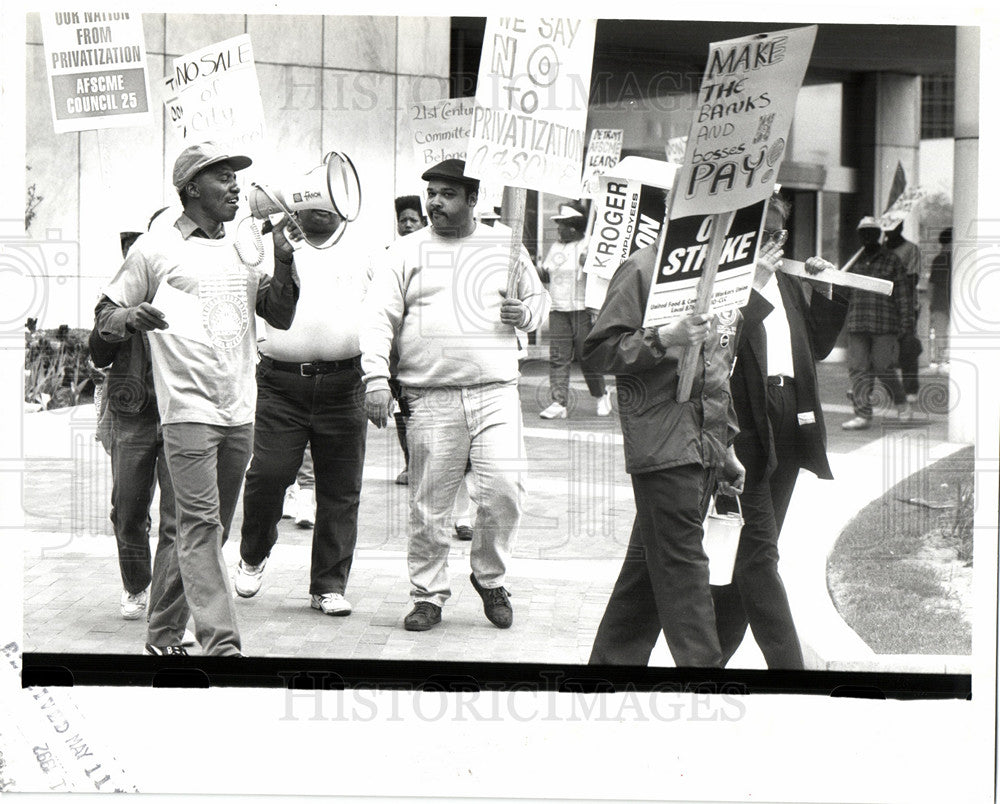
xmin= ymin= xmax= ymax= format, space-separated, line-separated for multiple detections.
xmin=19 ymin=357 xmax=966 ymax=671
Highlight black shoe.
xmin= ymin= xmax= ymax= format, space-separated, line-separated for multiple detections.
xmin=469 ymin=573 xmax=513 ymax=629
xmin=454 ymin=524 xmax=473 ymax=541
xmin=403 ymin=601 xmax=442 ymax=631
xmin=144 ymin=643 xmax=188 ymax=656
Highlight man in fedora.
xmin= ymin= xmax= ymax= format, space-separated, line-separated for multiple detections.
xmin=536 ymin=200 xmax=613 ymax=419
xmin=360 ymin=158 xmax=549 ymax=632
xmin=99 ymin=142 xmax=299 ymax=656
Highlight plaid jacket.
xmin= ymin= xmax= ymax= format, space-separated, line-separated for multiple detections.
xmin=846 ymin=247 xmax=914 ymax=335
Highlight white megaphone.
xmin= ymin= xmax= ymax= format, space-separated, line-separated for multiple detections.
xmin=247 ymin=151 xmax=362 ymax=247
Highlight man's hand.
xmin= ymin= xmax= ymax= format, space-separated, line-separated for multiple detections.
xmin=655 ymin=313 xmax=712 ymax=349
xmin=498 ymin=290 xmax=528 ymax=327
xmin=803 ymin=256 xmax=835 ymax=299
xmin=717 ymin=445 xmax=745 ymax=497
xmin=125 ymin=302 xmax=167 ymax=332
xmin=364 ymin=388 xmax=393 ymax=429
xmin=752 ymin=240 xmax=784 ymax=291
xmin=271 ymin=215 xmax=299 ymax=264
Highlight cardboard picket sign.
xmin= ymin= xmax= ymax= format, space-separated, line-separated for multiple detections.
xmin=583 ymin=177 xmax=667 ymax=280
xmin=580 ymin=128 xmax=624 ymax=198
xmin=583 ymin=156 xmax=677 ymax=277
xmin=407 ymin=96 xmax=476 ymax=168
xmin=41 ymin=12 xmax=153 ymax=133
xmin=465 ymin=16 xmax=597 ymax=197
xmin=642 ymin=200 xmax=767 ymax=328
xmin=669 ymin=25 xmax=816 ymax=220
xmin=167 ymin=35 xmax=267 ymax=158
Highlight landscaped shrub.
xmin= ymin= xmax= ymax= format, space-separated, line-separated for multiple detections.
xmin=24 ymin=318 xmax=101 ymax=410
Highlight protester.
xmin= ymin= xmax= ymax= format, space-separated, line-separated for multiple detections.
xmin=99 ymin=142 xmax=299 ymax=656
xmin=389 ymin=195 xmax=427 ymax=484
xmin=361 ymin=158 xmax=549 ymax=632
xmin=234 ymin=207 xmax=368 ymax=618
xmin=883 ymin=220 xmax=922 ymax=413
xmin=928 ymin=227 xmax=952 ymax=368
xmin=390 ymin=194 xmax=477 ymax=541
xmin=536 ymin=201 xmax=613 ymax=419
xmin=711 ymin=192 xmax=847 ymax=669
xmin=90 ymin=218 xmax=172 ymax=623
xmin=841 ymin=216 xmax=915 ymax=429
xmin=584 ymin=245 xmax=745 ymax=668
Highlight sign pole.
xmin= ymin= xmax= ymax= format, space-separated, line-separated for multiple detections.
xmin=676 ymin=209 xmax=736 ymax=402
xmin=502 ymin=186 xmax=528 ymax=297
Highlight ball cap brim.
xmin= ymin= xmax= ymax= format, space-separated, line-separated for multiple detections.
xmin=172 ymin=141 xmax=253 ymax=190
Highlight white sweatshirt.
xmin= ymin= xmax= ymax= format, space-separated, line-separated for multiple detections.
xmin=361 ymin=223 xmax=549 ymax=390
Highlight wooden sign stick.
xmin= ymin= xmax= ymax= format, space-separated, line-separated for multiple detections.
xmin=501 ymin=186 xmax=528 ymax=298
xmin=676 ymin=209 xmax=736 ymax=403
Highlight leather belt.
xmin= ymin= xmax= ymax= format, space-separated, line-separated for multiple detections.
xmin=766 ymin=375 xmax=795 ymax=387
xmin=261 ymin=354 xmax=360 ymax=377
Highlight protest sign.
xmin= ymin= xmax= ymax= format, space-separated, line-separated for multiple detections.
xmin=580 ymin=128 xmax=623 ymax=197
xmin=41 ymin=12 xmax=152 ymax=133
xmin=408 ymin=96 xmax=476 ymax=168
xmin=669 ymin=25 xmax=817 ymax=220
xmin=166 ymin=35 xmax=266 ymax=156
xmin=879 ymin=186 xmax=928 ymax=229
xmin=466 ymin=17 xmax=597 ymax=197
xmin=779 ymin=259 xmax=893 ymax=295
xmin=642 ymin=201 xmax=766 ymax=328
xmin=158 ymin=76 xmax=185 ymax=135
xmin=666 ymin=135 xmax=688 ymax=165
xmin=584 ymin=177 xmax=667 ymax=280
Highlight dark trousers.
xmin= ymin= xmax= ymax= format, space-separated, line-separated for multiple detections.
xmin=712 ymin=383 xmax=804 ymax=669
xmin=847 ymin=332 xmax=906 ymax=417
xmin=240 ymin=359 xmax=367 ymax=595
xmin=548 ymin=310 xmax=606 ymax=405
xmin=109 ymin=407 xmax=176 ymax=595
xmin=590 ymin=465 xmax=721 ymax=667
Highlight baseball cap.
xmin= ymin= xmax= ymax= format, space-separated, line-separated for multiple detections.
xmin=172 ymin=142 xmax=252 ymax=190
xmin=420 ymin=158 xmax=479 ymax=189
xmin=857 ymin=215 xmax=882 ymax=230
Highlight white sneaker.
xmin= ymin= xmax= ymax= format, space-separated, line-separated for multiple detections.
xmin=120 ymin=587 xmax=148 ymax=620
xmin=282 ymin=483 xmax=299 ymax=519
xmin=539 ymin=402 xmax=568 ymax=419
xmin=295 ymin=487 xmax=315 ymax=529
xmin=841 ymin=416 xmax=872 ymax=431
xmin=234 ymin=558 xmax=267 ymax=598
xmin=311 ymin=592 xmax=352 ymax=616
xmin=596 ymin=389 xmax=613 ymax=416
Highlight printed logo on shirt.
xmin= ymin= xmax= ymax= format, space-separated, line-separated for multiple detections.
xmin=200 ymin=269 xmax=250 ymax=351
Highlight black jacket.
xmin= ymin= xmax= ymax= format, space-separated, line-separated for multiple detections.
xmin=730 ymin=273 xmax=846 ymax=482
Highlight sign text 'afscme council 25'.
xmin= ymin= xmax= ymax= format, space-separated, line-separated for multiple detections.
xmin=41 ymin=12 xmax=152 ymax=133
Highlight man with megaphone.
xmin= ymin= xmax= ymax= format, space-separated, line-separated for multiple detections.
xmin=234 ymin=183 xmax=371 ymax=621
xmin=99 ymin=142 xmax=300 ymax=657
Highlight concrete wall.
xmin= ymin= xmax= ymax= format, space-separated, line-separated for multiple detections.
xmin=24 ymin=13 xmax=451 ymax=329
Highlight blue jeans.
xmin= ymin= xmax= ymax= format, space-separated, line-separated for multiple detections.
xmin=109 ymin=406 xmax=175 ymax=596
xmin=240 ymin=359 xmax=367 ymax=595
xmin=153 ymin=422 xmax=252 ymax=656
xmin=403 ymin=381 xmax=526 ymax=607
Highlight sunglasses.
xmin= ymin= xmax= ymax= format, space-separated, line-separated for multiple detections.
xmin=763 ymin=228 xmax=788 ymax=248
